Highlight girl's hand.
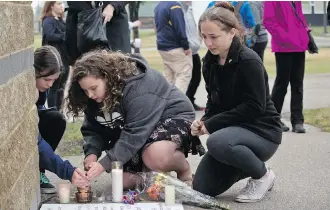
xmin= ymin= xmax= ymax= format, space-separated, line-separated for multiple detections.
xmin=71 ymin=168 xmax=90 ymax=187
xmin=103 ymin=4 xmax=114 ymax=25
xmin=201 ymin=125 xmax=209 ymax=135
xmin=86 ymin=162 xmax=105 ymax=180
xmin=191 ymin=120 xmax=204 ymax=136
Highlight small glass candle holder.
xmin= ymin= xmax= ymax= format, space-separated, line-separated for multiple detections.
xmin=57 ymin=181 xmax=71 ymax=204
xmin=76 ymin=186 xmax=93 ymax=203
xmin=111 ymin=161 xmax=123 ymax=202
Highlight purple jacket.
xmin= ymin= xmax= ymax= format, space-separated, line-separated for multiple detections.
xmin=263 ymin=1 xmax=309 ymax=52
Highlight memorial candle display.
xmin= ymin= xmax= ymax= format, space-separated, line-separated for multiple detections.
xmin=111 ymin=161 xmax=123 ymax=202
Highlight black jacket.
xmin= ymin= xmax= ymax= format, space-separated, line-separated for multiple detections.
xmin=202 ymin=37 xmax=282 ymax=144
xmin=42 ymin=16 xmax=69 ymax=66
xmin=66 ymin=1 xmax=130 ymax=65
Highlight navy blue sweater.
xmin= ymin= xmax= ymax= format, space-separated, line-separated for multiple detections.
xmin=37 ymin=91 xmax=75 ymax=181
xmin=154 ymin=1 xmax=189 ymax=51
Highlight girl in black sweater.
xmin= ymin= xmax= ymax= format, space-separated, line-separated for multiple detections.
xmin=191 ymin=2 xmax=282 ymax=203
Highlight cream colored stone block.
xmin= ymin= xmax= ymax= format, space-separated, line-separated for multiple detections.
xmin=0 ymin=2 xmax=34 ymax=57
xmin=0 ymin=106 xmax=39 ymax=201
xmin=0 ymin=69 xmax=37 ymax=141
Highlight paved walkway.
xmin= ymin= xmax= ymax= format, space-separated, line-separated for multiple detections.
xmin=44 ymin=73 xmax=330 ymax=210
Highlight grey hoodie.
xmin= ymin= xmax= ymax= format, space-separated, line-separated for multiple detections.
xmin=81 ymin=54 xmax=195 ymax=171
xmin=179 ymin=2 xmax=201 ymax=55
xmin=249 ymin=1 xmax=268 ymax=43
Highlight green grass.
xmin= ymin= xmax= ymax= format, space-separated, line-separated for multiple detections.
xmin=34 ymin=34 xmax=42 ymax=50
xmin=304 ymin=107 xmax=330 ymax=132
xmin=63 ymin=121 xmax=83 ymax=142
xmin=142 ymin=47 xmax=330 ymax=77
xmin=310 ymin=26 xmax=330 ymax=37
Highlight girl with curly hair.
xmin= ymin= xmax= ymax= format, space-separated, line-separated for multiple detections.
xmin=66 ymin=51 xmax=205 ymax=189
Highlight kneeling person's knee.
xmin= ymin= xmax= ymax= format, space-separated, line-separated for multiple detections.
xmin=206 ymin=132 xmax=233 ymax=160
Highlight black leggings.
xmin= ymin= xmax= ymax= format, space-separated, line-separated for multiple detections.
xmin=38 ymin=109 xmax=66 ymax=172
xmin=186 ymin=54 xmax=202 ymax=103
xmin=193 ymin=126 xmax=279 ymax=197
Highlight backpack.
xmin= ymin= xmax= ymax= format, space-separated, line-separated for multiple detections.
xmin=234 ymin=2 xmax=257 ymax=48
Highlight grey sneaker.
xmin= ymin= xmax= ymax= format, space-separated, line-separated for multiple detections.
xmin=235 ymin=170 xmax=275 ymax=203
xmin=280 ymin=121 xmax=290 ymax=132
xmin=292 ymin=124 xmax=306 ymax=133
xmin=40 ymin=172 xmax=57 ymax=194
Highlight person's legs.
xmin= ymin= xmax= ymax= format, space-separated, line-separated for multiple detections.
xmin=142 ymin=141 xmax=192 ymax=182
xmin=172 ymin=49 xmax=193 ymax=93
xmin=38 ymin=109 xmax=66 ymax=194
xmin=193 ymin=152 xmax=248 ymax=197
xmin=252 ymin=41 xmax=268 ymax=61
xmin=206 ymin=126 xmax=279 ymax=202
xmin=38 ymin=110 xmax=66 ymax=150
xmin=159 ymin=50 xmax=175 ymax=84
xmin=290 ymin=52 xmax=306 ymax=133
xmin=186 ymin=54 xmax=203 ymax=110
xmin=271 ymin=52 xmax=293 ymax=131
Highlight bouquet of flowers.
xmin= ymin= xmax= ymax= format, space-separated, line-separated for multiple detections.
xmin=135 ymin=172 xmax=230 ymax=210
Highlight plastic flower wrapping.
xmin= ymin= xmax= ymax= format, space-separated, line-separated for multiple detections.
xmin=134 ymin=171 xmax=230 ymax=210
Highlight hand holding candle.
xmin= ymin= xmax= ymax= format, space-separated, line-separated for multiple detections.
xmin=71 ymin=168 xmax=90 ymax=188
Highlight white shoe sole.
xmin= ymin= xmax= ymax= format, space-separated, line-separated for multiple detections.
xmin=235 ymin=178 xmax=275 ymax=203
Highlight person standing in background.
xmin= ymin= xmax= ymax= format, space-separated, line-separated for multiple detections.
xmin=41 ymin=1 xmax=70 ymax=110
xmin=65 ymin=1 xmax=131 ymax=65
xmin=263 ymin=1 xmax=309 ymax=133
xmin=154 ymin=1 xmax=193 ymax=94
xmin=249 ymin=1 xmax=268 ymax=61
xmin=180 ymin=1 xmax=205 ymax=111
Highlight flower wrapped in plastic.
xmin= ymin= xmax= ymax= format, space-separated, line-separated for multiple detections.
xmin=135 ymin=171 xmax=230 ymax=210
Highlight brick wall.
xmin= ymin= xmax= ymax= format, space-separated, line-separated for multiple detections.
xmin=0 ymin=1 xmax=40 ymax=210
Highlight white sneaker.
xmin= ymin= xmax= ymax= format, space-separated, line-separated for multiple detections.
xmin=235 ymin=169 xmax=275 ymax=203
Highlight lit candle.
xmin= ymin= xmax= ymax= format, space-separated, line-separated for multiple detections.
xmin=58 ymin=185 xmax=71 ymax=203
xmin=111 ymin=161 xmax=123 ymax=203
xmin=165 ymin=185 xmax=175 ymax=205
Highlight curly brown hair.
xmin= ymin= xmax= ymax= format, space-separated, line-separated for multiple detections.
xmin=66 ymin=50 xmax=139 ymax=118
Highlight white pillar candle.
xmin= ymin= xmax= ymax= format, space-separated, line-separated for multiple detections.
xmin=111 ymin=168 xmax=123 ymax=202
xmin=165 ymin=185 xmax=175 ymax=205
xmin=58 ymin=187 xmax=71 ymax=203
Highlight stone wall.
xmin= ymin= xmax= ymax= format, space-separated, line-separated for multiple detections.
xmin=0 ymin=1 xmax=40 ymax=210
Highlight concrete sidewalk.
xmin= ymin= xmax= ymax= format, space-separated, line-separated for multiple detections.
xmin=44 ymin=74 xmax=330 ymax=210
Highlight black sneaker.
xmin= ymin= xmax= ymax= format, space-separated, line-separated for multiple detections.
xmin=40 ymin=172 xmax=57 ymax=194
xmin=280 ymin=121 xmax=290 ymax=132
xmin=292 ymin=124 xmax=306 ymax=133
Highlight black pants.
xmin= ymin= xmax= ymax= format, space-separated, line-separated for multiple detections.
xmin=186 ymin=54 xmax=201 ymax=103
xmin=271 ymin=52 xmax=305 ymax=125
xmin=192 ymin=127 xmax=279 ymax=197
xmin=38 ymin=109 xmax=66 ymax=173
xmin=252 ymin=41 xmax=268 ymax=61
xmin=47 ymin=65 xmax=69 ymax=110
